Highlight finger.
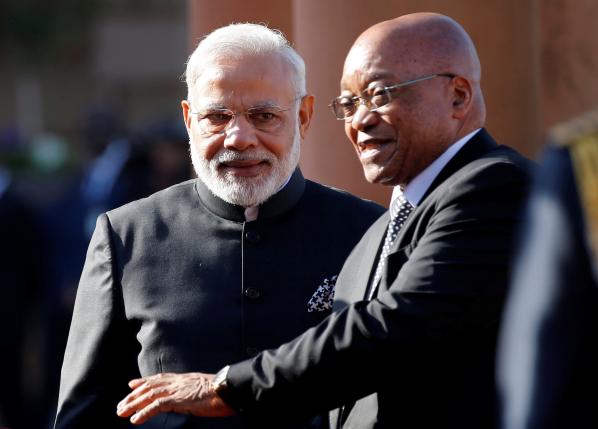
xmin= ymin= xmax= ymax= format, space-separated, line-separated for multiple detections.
xmin=130 ymin=398 xmax=174 ymax=425
xmin=128 ymin=378 xmax=146 ymax=388
xmin=117 ymin=382 xmax=154 ymax=413
xmin=117 ymin=386 xmax=169 ymax=417
xmin=119 ymin=374 xmax=174 ymax=409
xmin=133 ymin=372 xmax=172 ymax=387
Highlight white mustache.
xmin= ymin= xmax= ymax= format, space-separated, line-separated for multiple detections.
xmin=213 ymin=149 xmax=276 ymax=164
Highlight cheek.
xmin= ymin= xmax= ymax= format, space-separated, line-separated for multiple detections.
xmin=261 ymin=139 xmax=283 ymax=158
xmin=260 ymin=128 xmax=295 ymax=159
xmin=344 ymin=124 xmax=358 ymax=150
xmin=191 ymin=131 xmax=224 ymax=161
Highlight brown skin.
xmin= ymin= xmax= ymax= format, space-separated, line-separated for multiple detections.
xmin=343 ymin=13 xmax=485 ymax=186
xmin=116 ymin=13 xmax=487 ymax=424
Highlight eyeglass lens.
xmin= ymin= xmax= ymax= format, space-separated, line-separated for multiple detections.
xmin=197 ymin=107 xmax=286 ymax=135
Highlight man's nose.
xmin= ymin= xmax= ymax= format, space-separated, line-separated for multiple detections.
xmin=350 ymin=105 xmax=378 ymax=132
xmin=223 ymin=115 xmax=259 ymax=151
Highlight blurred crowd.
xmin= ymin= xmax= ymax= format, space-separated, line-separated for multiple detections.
xmin=0 ymin=105 xmax=192 ymax=428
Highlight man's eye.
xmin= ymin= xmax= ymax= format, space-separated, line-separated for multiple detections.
xmin=203 ymin=112 xmax=232 ymax=123
xmin=248 ymin=111 xmax=278 ymax=123
xmin=338 ymin=97 xmax=356 ymax=111
xmin=369 ymin=88 xmax=389 ymax=107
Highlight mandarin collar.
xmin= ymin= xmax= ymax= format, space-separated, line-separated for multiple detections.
xmin=194 ymin=168 xmax=306 ymax=222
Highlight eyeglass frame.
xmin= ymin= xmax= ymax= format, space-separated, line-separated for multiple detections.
xmin=188 ymin=95 xmax=306 ymax=136
xmin=329 ymin=73 xmax=456 ymax=121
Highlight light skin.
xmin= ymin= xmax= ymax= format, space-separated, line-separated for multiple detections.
xmin=182 ymin=52 xmax=313 ymax=190
xmin=117 ymin=13 xmax=486 ymax=424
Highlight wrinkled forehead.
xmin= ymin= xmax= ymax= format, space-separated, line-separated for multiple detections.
xmin=190 ymin=54 xmax=297 ymax=109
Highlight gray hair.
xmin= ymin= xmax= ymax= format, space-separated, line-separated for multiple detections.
xmin=185 ymin=23 xmax=306 ymax=103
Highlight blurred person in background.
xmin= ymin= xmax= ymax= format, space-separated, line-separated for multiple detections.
xmin=0 ymin=161 xmax=42 ymax=429
xmin=54 ymin=23 xmax=383 ymax=429
xmin=498 ymin=109 xmax=598 ymax=429
xmin=141 ymin=119 xmax=193 ymax=194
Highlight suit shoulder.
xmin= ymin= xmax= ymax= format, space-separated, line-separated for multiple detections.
xmin=431 ymin=146 xmax=535 ymax=208
xmin=303 ymin=179 xmax=385 ymax=217
xmin=106 ymin=179 xmax=197 ymax=224
xmin=463 ymin=145 xmax=535 ymax=185
xmin=486 ymin=144 xmax=535 ymax=170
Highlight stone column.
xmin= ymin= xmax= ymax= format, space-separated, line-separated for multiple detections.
xmin=540 ymin=0 xmax=598 ymax=130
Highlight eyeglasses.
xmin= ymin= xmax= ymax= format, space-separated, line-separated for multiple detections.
xmin=329 ymin=73 xmax=456 ymax=121
xmin=190 ymin=96 xmax=304 ymax=135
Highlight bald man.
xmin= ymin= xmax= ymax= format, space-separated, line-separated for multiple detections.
xmin=118 ymin=13 xmax=533 ymax=428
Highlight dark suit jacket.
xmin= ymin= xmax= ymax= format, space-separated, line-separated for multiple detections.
xmin=54 ymin=169 xmax=383 ymax=429
xmin=224 ymin=129 xmax=534 ymax=428
xmin=499 ymin=144 xmax=598 ymax=429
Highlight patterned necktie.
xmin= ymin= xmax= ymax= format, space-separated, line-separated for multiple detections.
xmin=367 ymin=194 xmax=414 ymax=299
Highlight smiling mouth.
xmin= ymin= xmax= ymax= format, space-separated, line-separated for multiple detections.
xmin=357 ymin=139 xmax=392 ymax=158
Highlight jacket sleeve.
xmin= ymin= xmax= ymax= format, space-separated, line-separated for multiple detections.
xmin=224 ymin=160 xmax=530 ymax=417
xmin=54 ymin=214 xmax=139 ymax=428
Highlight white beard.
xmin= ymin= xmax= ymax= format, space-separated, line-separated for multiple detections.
xmin=190 ymin=126 xmax=301 ymax=207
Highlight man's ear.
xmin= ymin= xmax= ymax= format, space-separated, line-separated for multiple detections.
xmin=451 ymin=76 xmax=473 ymax=119
xmin=298 ymin=95 xmax=315 ymax=139
xmin=181 ymin=100 xmax=192 ymax=135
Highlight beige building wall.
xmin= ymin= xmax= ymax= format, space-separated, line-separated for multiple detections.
xmin=188 ymin=0 xmax=598 ymax=206
xmin=540 ymin=0 xmax=598 ymax=129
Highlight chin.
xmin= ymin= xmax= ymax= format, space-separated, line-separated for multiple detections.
xmin=363 ymin=164 xmax=388 ymax=185
xmin=365 ymin=168 xmax=402 ymax=187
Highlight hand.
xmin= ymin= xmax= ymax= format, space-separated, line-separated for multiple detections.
xmin=116 ymin=372 xmax=236 ymax=425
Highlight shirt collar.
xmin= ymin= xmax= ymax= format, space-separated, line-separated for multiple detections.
xmin=392 ymin=128 xmax=481 ymax=207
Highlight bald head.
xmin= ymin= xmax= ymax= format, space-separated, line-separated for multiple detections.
xmin=345 ymin=13 xmax=485 ymax=128
xmin=340 ymin=13 xmax=487 ymax=186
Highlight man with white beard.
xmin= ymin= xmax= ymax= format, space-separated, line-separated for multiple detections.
xmin=53 ymin=23 xmax=383 ymax=429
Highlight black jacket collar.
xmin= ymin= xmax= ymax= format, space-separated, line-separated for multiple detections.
xmin=194 ymin=168 xmax=306 ymax=222
xmin=421 ymin=128 xmax=498 ymax=203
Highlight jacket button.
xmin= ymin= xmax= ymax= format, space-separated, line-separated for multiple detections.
xmin=244 ymin=288 xmax=261 ymax=299
xmin=246 ymin=346 xmax=260 ymax=357
xmin=244 ymin=231 xmax=260 ymax=243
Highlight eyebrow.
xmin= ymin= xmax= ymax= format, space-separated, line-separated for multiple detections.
xmin=196 ymin=100 xmax=281 ymax=111
xmin=246 ymin=101 xmax=282 ymax=109
xmin=340 ymin=71 xmax=396 ymax=94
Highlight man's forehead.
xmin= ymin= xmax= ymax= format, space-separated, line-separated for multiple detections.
xmin=191 ymin=62 xmax=296 ymax=107
xmin=340 ymin=49 xmax=398 ymax=91
xmin=196 ymin=98 xmax=283 ymax=110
